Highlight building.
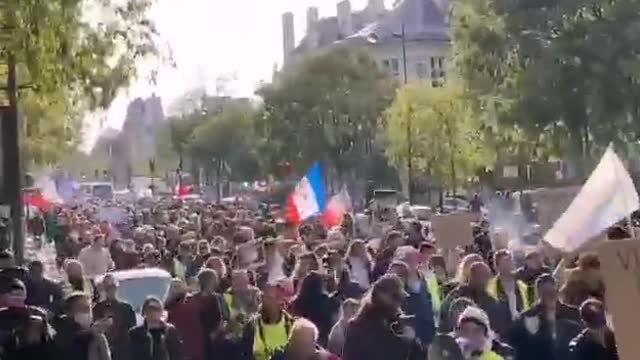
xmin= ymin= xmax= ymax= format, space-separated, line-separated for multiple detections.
xmin=281 ymin=0 xmax=451 ymax=85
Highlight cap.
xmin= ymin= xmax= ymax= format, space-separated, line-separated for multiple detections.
xmin=372 ymin=274 xmax=409 ymax=300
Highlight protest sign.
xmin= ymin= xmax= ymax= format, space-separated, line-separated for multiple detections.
xmin=599 ymin=238 xmax=640 ymax=360
xmin=490 ymin=230 xmax=510 ymax=250
xmin=97 ymin=207 xmax=128 ymax=225
xmin=431 ymin=213 xmax=475 ymax=249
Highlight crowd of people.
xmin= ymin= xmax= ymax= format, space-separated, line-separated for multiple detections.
xmin=0 ymin=195 xmax=621 ymax=360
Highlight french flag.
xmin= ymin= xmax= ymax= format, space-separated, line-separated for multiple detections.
xmin=324 ymin=186 xmax=352 ymax=228
xmin=287 ymin=163 xmax=326 ymax=224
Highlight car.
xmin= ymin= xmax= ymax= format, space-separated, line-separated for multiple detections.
xmin=96 ymin=268 xmax=172 ymax=324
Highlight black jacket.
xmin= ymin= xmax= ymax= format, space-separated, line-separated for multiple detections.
xmin=569 ymin=328 xmax=618 ymax=360
xmin=128 ymin=322 xmax=184 ymax=360
xmin=508 ymin=302 xmax=583 ymax=360
xmin=25 ymin=277 xmax=64 ymax=313
xmin=343 ymin=308 xmax=425 ymax=360
xmin=93 ymin=299 xmax=136 ymax=360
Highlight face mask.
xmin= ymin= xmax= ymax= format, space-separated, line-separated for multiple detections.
xmin=74 ymin=312 xmax=93 ymax=328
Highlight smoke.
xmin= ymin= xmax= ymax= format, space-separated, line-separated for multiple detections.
xmin=487 ymin=195 xmax=538 ymax=251
xmin=32 ymin=171 xmax=63 ymax=204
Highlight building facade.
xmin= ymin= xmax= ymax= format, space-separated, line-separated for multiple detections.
xmin=281 ymin=0 xmax=451 ymax=85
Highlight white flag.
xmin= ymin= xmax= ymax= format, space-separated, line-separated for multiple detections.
xmin=544 ymin=146 xmax=639 ymax=252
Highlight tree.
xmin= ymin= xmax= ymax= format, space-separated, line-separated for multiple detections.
xmin=185 ymin=101 xmax=260 ymax=198
xmin=454 ymin=0 xmax=640 ymax=172
xmin=1 ymin=0 xmax=158 ymax=164
xmin=257 ymin=47 xmax=395 ymax=187
xmin=385 ymin=83 xmax=493 ymax=192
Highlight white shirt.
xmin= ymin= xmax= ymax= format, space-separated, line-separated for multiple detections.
xmin=78 ymin=246 xmax=113 ymax=278
xmin=503 ymin=279 xmax=519 ymax=321
xmin=349 ymin=257 xmax=370 ymax=289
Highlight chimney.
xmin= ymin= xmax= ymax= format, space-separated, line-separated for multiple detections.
xmin=337 ymin=1 xmax=353 ymax=38
xmin=282 ymin=12 xmax=295 ymax=64
xmin=367 ymin=0 xmax=386 ymax=16
xmin=306 ymin=7 xmax=320 ymax=49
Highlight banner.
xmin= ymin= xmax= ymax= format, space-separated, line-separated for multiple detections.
xmin=431 ymin=213 xmax=475 ymax=249
xmin=599 ymin=239 xmax=640 ymax=360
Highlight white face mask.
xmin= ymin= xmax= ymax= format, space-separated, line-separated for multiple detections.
xmin=74 ymin=312 xmax=93 ymax=328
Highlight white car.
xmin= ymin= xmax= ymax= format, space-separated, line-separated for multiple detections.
xmin=96 ymin=268 xmax=172 ymax=324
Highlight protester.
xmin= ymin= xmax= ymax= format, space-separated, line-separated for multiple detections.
xmin=270 ymin=318 xmax=339 ymax=360
xmin=393 ymin=246 xmax=436 ymax=348
xmin=93 ymin=274 xmax=136 ymax=360
xmin=25 ymin=260 xmax=64 ymax=312
xmin=345 ymin=239 xmax=372 ymax=291
xmin=515 ymin=250 xmax=551 ymax=301
xmin=78 ymin=234 xmax=114 ymax=279
xmin=327 ymin=298 xmax=359 ymax=357
xmin=248 ymin=284 xmax=295 ymax=360
xmin=343 ymin=274 xmax=425 ymax=360
xmin=61 ymin=259 xmax=95 ymax=300
xmin=560 ymin=253 xmax=605 ymax=307
xmin=439 ymin=261 xmax=500 ymax=335
xmin=569 ymin=299 xmax=619 ymax=360
xmin=53 ymin=292 xmax=112 ymax=360
xmin=509 ymin=274 xmax=582 ymax=360
xmin=128 ymin=296 xmax=184 ymax=360
xmin=487 ymin=249 xmax=531 ymax=336
xmin=290 ymin=271 xmax=339 ymax=347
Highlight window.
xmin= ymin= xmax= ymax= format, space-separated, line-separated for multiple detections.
xmin=430 ymin=56 xmax=446 ymax=86
xmin=382 ymin=59 xmax=390 ymax=71
xmin=390 ymin=58 xmax=400 ymax=76
xmin=416 ymin=62 xmax=428 ymax=78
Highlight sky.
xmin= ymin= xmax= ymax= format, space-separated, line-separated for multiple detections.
xmin=84 ymin=0 xmax=396 ymax=150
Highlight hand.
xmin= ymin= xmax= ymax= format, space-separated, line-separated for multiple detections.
xmin=397 ymin=325 xmax=416 ymax=343
xmin=91 ymin=318 xmax=113 ymax=334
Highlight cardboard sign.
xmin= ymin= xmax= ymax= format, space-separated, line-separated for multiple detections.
xmin=491 ymin=230 xmax=510 ymax=250
xmin=431 ymin=213 xmax=475 ymax=249
xmin=599 ymin=238 xmax=640 ymax=360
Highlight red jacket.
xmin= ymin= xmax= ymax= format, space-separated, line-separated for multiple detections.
xmin=167 ymin=293 xmax=223 ymax=360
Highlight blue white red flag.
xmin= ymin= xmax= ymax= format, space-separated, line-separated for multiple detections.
xmin=287 ymin=163 xmax=326 ymax=224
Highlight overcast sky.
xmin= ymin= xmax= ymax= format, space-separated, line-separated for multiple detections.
xmin=83 ymin=0 xmax=395 ymax=149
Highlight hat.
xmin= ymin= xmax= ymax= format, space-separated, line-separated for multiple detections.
xmin=457 ymin=306 xmax=491 ymax=333
xmin=372 ymin=274 xmax=409 ymax=300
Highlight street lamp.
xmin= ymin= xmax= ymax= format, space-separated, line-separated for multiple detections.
xmin=368 ymin=24 xmax=413 ymax=204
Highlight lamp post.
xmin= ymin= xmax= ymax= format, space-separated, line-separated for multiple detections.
xmin=369 ymin=24 xmax=413 ymax=203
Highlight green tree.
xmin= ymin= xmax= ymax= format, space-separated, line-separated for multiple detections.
xmin=454 ymin=0 xmax=640 ymax=171
xmin=257 ymin=48 xmax=395 ymax=186
xmin=1 ymin=0 xmax=158 ymax=164
xmin=385 ymin=83 xmax=493 ymax=192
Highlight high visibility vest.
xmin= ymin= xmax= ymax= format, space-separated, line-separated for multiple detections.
xmin=425 ymin=272 xmax=442 ymax=313
xmin=173 ymin=259 xmax=186 ymax=280
xmin=481 ymin=350 xmax=505 ymax=360
xmin=487 ymin=277 xmax=531 ymax=311
xmin=253 ymin=314 xmax=292 ymax=360
xmin=224 ymin=292 xmax=238 ymax=316
xmin=61 ymin=278 xmax=94 ymax=300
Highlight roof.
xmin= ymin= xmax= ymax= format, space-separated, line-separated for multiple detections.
xmin=292 ymin=0 xmax=449 ymax=56
xmin=348 ymin=0 xmax=450 ymax=43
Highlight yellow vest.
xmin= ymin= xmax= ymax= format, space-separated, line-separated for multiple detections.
xmin=481 ymin=350 xmax=504 ymax=360
xmin=253 ymin=314 xmax=292 ymax=360
xmin=425 ymin=272 xmax=442 ymax=313
xmin=61 ymin=278 xmax=94 ymax=300
xmin=487 ymin=277 xmax=531 ymax=311
xmin=224 ymin=292 xmax=238 ymax=316
xmin=173 ymin=259 xmax=186 ymax=280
